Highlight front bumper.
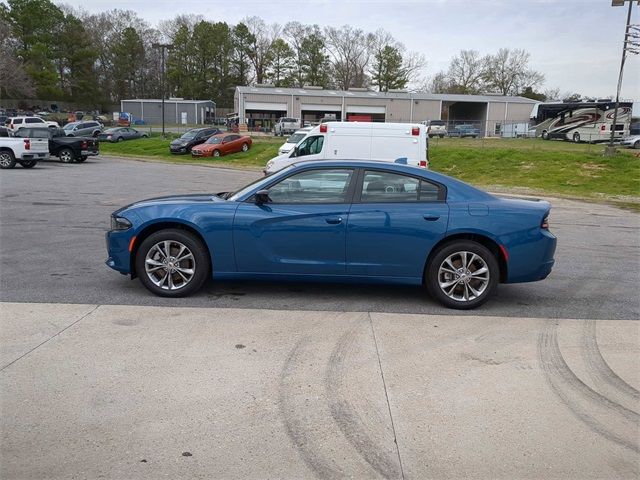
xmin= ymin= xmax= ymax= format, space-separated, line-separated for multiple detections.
xmin=170 ymin=146 xmax=188 ymax=154
xmin=105 ymin=230 xmax=134 ymax=274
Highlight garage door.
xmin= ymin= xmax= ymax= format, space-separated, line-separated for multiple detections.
xmin=345 ymin=105 xmax=386 ymax=114
xmin=245 ymin=102 xmax=287 ymax=111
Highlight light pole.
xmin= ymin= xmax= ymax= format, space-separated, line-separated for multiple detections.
xmin=607 ymin=0 xmax=639 ymax=155
xmin=152 ymin=43 xmax=174 ymax=138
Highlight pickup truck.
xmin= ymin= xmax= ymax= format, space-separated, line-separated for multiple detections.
xmin=0 ymin=136 xmax=49 ymax=169
xmin=15 ymin=127 xmax=99 ymax=163
xmin=449 ymin=124 xmax=481 ymax=138
xmin=274 ymin=117 xmax=301 ymax=136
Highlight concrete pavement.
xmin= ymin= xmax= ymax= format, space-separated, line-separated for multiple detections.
xmin=1 ymin=302 xmax=638 ymax=479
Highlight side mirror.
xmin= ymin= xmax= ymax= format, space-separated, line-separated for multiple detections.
xmin=254 ymin=189 xmax=270 ymax=204
xmin=291 ymin=147 xmax=298 ymax=158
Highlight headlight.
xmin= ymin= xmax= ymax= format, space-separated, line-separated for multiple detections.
xmin=111 ymin=216 xmax=132 ymax=231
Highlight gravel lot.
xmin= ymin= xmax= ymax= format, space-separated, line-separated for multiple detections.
xmin=0 ymin=156 xmax=638 ymax=320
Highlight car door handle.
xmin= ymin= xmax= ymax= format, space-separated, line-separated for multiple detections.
xmin=423 ymin=214 xmax=440 ymax=221
xmin=325 ymin=217 xmax=343 ymax=225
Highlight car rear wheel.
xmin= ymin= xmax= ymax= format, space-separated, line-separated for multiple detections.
xmin=426 ymin=240 xmax=498 ymax=310
xmin=76 ymin=156 xmax=87 ymax=163
xmin=541 ymin=130 xmax=549 ymax=140
xmin=0 ymin=150 xmax=16 ymax=169
xmin=117 ymin=137 xmax=124 ymax=142
xmin=58 ymin=148 xmax=75 ymax=163
xmin=241 ymin=143 xmax=249 ymax=152
xmin=136 ymin=229 xmax=210 ymax=298
xmin=20 ymin=160 xmax=37 ymax=168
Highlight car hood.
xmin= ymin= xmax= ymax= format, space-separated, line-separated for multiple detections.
xmin=170 ymin=138 xmax=190 ymax=146
xmin=192 ymin=143 xmax=215 ymax=150
xmin=114 ymin=193 xmax=227 ymax=215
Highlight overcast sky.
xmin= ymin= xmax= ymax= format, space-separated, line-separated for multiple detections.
xmin=60 ymin=0 xmax=640 ymax=100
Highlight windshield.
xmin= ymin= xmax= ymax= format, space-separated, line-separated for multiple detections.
xmin=206 ymin=136 xmax=222 ymax=144
xmin=227 ymin=166 xmax=295 ymax=202
xmin=286 ymin=133 xmax=306 ymax=144
xmin=63 ymin=123 xmax=77 ymax=130
xmin=180 ymin=131 xmax=197 ymax=140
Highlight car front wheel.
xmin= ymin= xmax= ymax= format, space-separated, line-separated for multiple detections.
xmin=241 ymin=143 xmax=249 ymax=152
xmin=426 ymin=240 xmax=499 ymax=309
xmin=135 ymin=229 xmax=210 ymax=297
xmin=633 ymin=140 xmax=639 ymax=149
xmin=212 ymin=150 xmax=221 ymax=157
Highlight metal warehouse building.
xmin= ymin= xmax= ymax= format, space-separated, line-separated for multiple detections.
xmin=234 ymin=86 xmax=537 ymax=136
xmin=120 ymin=99 xmax=216 ymax=125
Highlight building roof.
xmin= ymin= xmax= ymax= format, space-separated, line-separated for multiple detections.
xmin=122 ymin=99 xmax=215 ymax=105
xmin=235 ymin=86 xmax=537 ymax=104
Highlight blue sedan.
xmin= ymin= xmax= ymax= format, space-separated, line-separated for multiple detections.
xmin=105 ymin=161 xmax=556 ymax=309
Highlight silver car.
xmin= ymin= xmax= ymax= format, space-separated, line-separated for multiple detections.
xmin=63 ymin=120 xmax=103 ymax=137
xmin=620 ymin=135 xmax=640 ymax=149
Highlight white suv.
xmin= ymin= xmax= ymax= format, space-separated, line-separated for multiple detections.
xmin=278 ymin=127 xmax=312 ymax=155
xmin=7 ymin=116 xmax=58 ymax=132
xmin=423 ymin=120 xmax=448 ymax=138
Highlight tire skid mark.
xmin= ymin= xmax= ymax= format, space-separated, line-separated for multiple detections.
xmin=582 ymin=320 xmax=640 ymax=407
xmin=538 ymin=321 xmax=640 ymax=453
xmin=279 ymin=336 xmax=344 ymax=479
xmin=325 ymin=325 xmax=402 ymax=479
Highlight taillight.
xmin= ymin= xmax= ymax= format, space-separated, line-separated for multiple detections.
xmin=419 ymin=160 xmax=428 ymax=168
xmin=82 ymin=140 xmax=88 ymax=149
xmin=411 ymin=127 xmax=420 ymax=136
xmin=600 ymin=125 xmax=606 ymax=131
xmin=541 ymin=215 xmax=549 ymax=229
xmin=23 ymin=139 xmax=30 ymax=150
xmin=320 ymin=124 xmax=327 ymax=133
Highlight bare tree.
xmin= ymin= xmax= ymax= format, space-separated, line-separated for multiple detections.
xmin=0 ymin=18 xmax=35 ymax=98
xmin=446 ymin=49 xmax=487 ymax=94
xmin=484 ymin=48 xmax=544 ymax=96
xmin=325 ymin=25 xmax=371 ymax=90
xmin=283 ymin=21 xmax=307 ymax=87
xmin=543 ymin=87 xmax=561 ymax=101
xmin=243 ymin=16 xmax=280 ymax=85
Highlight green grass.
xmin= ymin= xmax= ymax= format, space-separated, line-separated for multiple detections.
xmin=100 ymin=135 xmax=640 ymax=207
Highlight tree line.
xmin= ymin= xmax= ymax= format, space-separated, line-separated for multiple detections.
xmin=1 ymin=0 xmax=569 ymax=111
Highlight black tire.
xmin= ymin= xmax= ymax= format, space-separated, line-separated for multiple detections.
xmin=541 ymin=130 xmax=550 ymax=140
xmin=573 ymin=132 xmax=580 ymax=143
xmin=212 ymin=149 xmax=221 ymax=157
xmin=440 ymin=135 xmax=445 ymax=139
xmin=58 ymin=147 xmax=75 ymax=163
xmin=117 ymin=136 xmax=124 ymax=142
xmin=141 ymin=134 xmax=148 ymax=138
xmin=20 ymin=160 xmax=37 ymax=168
xmin=241 ymin=142 xmax=249 ymax=152
xmin=92 ymin=130 xmax=100 ymax=137
xmin=0 ymin=150 xmax=16 ymax=169
xmin=634 ymin=140 xmax=640 ymax=150
xmin=135 ymin=229 xmax=210 ymax=298
xmin=425 ymin=240 xmax=499 ymax=310
xmin=76 ymin=156 xmax=87 ymax=163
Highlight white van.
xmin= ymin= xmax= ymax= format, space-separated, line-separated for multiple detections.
xmin=265 ymin=121 xmax=428 ymax=174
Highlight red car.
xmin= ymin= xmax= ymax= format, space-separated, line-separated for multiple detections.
xmin=191 ymin=133 xmax=252 ymax=157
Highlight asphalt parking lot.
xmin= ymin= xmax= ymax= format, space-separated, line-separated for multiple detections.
xmin=0 ymin=156 xmax=638 ymax=320
xmin=1 ymin=157 xmax=639 ymax=479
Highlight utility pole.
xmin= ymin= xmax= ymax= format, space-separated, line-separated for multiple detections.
xmin=607 ymin=1 xmax=639 ymax=155
xmin=152 ymin=43 xmax=174 ymax=138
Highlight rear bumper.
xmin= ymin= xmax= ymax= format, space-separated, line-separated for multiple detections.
xmin=20 ymin=152 xmax=49 ymax=160
xmin=82 ymin=150 xmax=99 ymax=157
xmin=505 ymin=231 xmax=557 ymax=283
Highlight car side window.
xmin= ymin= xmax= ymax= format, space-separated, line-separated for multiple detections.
xmin=267 ymin=169 xmax=354 ymax=204
xmin=361 ymin=170 xmax=443 ymax=203
xmin=296 ymin=135 xmax=324 ymax=157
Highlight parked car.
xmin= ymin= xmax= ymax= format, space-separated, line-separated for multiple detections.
xmin=97 ymin=127 xmax=148 ymax=142
xmin=278 ymin=127 xmax=312 ymax=156
xmin=15 ymin=127 xmax=99 ymax=163
xmin=0 ymin=126 xmax=10 ymax=137
xmin=63 ymin=120 xmax=103 ymax=137
xmin=105 ymin=160 xmax=557 ymax=309
xmin=423 ymin=120 xmax=448 ymax=138
xmin=0 ymin=133 xmax=49 ymax=169
xmin=6 ymin=116 xmax=58 ymax=132
xmin=274 ymin=117 xmax=301 ymax=136
xmin=449 ymin=124 xmax=480 ymax=138
xmin=191 ymin=133 xmax=252 ymax=157
xmin=265 ymin=122 xmax=428 ymax=174
xmin=169 ymin=127 xmax=221 ymax=154
xmin=620 ymin=135 xmax=640 ymax=149
xmin=0 ymin=115 xmax=8 ymax=126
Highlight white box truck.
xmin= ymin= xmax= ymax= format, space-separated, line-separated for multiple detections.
xmin=264 ymin=121 xmax=428 ymax=174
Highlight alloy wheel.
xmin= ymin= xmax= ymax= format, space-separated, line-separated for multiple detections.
xmin=437 ymin=251 xmax=490 ymax=302
xmin=144 ymin=240 xmax=195 ymax=291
